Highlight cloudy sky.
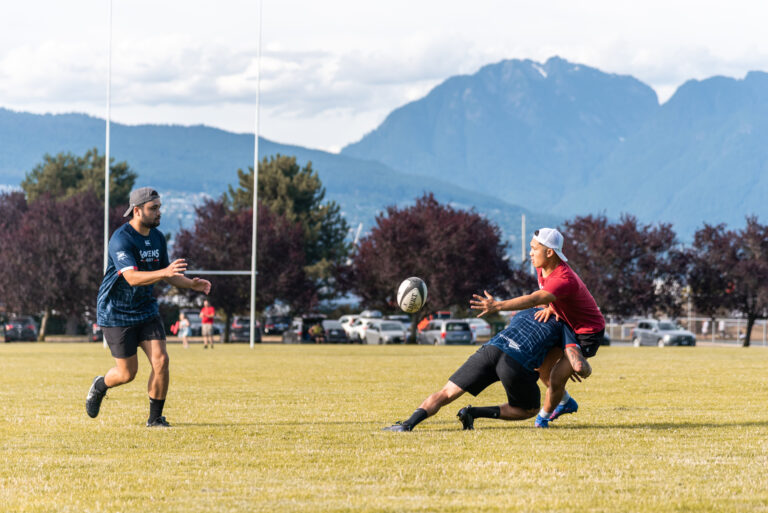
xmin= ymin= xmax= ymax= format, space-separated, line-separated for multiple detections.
xmin=3 ymin=0 xmax=768 ymax=152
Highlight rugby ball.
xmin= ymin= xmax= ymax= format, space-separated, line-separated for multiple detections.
xmin=397 ymin=277 xmax=428 ymax=313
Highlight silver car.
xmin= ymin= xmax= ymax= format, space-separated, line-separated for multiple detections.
xmin=364 ymin=321 xmax=407 ymax=344
xmin=631 ymin=319 xmax=696 ymax=347
xmin=417 ymin=320 xmax=473 ymax=345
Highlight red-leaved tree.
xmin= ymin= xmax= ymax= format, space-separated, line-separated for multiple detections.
xmin=345 ymin=193 xmax=512 ymax=322
xmin=174 ymin=198 xmax=313 ymax=341
xmin=689 ymin=219 xmax=768 ymax=346
xmin=561 ymin=214 xmax=685 ymax=320
xmin=0 ymin=190 xmax=126 ymax=339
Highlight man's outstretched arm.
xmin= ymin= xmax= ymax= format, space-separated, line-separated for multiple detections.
xmin=470 ymin=289 xmax=556 ymax=317
xmin=165 ymin=275 xmax=212 ymax=295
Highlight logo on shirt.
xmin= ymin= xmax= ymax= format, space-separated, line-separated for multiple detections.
xmin=145 ymin=240 xmax=151 ymax=246
xmin=140 ymin=249 xmax=160 ymax=260
xmin=116 ymin=251 xmax=129 ymax=262
xmin=498 ymin=333 xmax=520 ymax=351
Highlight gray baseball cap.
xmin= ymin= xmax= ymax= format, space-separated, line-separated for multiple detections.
xmin=123 ymin=187 xmax=160 ymax=217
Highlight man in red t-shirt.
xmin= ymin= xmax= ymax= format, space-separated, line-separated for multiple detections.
xmin=470 ymin=227 xmax=605 ymax=428
xmin=200 ymin=300 xmax=215 ymax=349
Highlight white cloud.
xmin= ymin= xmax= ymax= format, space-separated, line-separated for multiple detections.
xmin=3 ymin=0 xmax=768 ymax=151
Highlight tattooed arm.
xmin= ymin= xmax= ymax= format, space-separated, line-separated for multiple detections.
xmin=564 ymin=344 xmax=592 ymax=379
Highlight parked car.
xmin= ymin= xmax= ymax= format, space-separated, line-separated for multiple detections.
xmin=347 ymin=317 xmax=381 ymax=343
xmin=359 ymin=309 xmax=383 ymax=319
xmin=229 ymin=317 xmax=261 ymax=343
xmin=364 ymin=320 xmax=407 ymax=344
xmin=338 ymin=315 xmax=359 ymax=339
xmin=417 ymin=320 xmax=473 ymax=345
xmin=181 ymin=309 xmax=224 ymax=336
xmin=4 ymin=316 xmax=38 ymax=342
xmin=631 ymin=319 xmax=696 ymax=347
xmin=263 ymin=315 xmax=292 ymax=335
xmin=282 ymin=314 xmax=327 ymax=343
xmin=321 ymin=320 xmax=349 ymax=343
xmin=385 ymin=314 xmax=412 ymax=331
xmin=464 ymin=318 xmax=492 ymax=343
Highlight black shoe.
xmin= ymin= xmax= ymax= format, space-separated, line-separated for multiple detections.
xmin=382 ymin=421 xmax=412 ymax=432
xmin=86 ymin=376 xmax=106 ymax=418
xmin=457 ymin=405 xmax=475 ymax=430
xmin=146 ymin=416 xmax=171 ymax=428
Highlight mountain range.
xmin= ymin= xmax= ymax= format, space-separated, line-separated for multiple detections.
xmin=3 ymin=55 xmax=767 ymax=250
xmin=0 ymin=108 xmax=556 ymax=258
xmin=343 ymin=57 xmax=768 ymax=237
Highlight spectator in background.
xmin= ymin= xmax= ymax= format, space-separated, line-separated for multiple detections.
xmin=309 ymin=323 xmax=325 ymax=344
xmin=178 ymin=312 xmax=190 ymax=349
xmin=200 ymin=299 xmax=215 ymax=349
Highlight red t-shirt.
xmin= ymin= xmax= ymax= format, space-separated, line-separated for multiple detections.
xmin=200 ymin=306 xmax=215 ymax=324
xmin=537 ymin=263 xmax=605 ymax=334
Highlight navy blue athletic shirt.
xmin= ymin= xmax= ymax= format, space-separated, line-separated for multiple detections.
xmin=97 ymin=223 xmax=170 ymax=327
xmin=484 ymin=308 xmax=576 ymax=371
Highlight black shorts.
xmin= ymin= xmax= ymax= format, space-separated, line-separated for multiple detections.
xmin=102 ymin=316 xmax=166 ymax=359
xmin=576 ymin=330 xmax=604 ymax=359
xmin=449 ymin=345 xmax=540 ymax=410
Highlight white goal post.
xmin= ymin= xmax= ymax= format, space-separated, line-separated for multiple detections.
xmin=103 ymin=0 xmax=263 ymax=348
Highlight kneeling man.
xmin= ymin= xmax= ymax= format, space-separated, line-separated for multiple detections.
xmin=383 ymin=308 xmax=588 ymax=431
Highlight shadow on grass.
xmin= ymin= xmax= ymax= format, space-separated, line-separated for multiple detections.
xmin=420 ymin=419 xmax=768 ymax=432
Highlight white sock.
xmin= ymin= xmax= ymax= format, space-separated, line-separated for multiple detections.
xmin=559 ymin=391 xmax=571 ymax=406
xmin=538 ymin=409 xmax=551 ymax=419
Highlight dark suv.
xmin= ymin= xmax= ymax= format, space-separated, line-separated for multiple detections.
xmin=263 ymin=316 xmax=292 ymax=335
xmin=5 ymin=316 xmax=38 ymax=342
xmin=229 ymin=317 xmax=262 ymax=343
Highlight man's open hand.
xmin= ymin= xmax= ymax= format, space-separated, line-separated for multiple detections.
xmin=164 ymin=259 xmax=187 ymax=279
xmin=470 ymin=291 xmax=499 ymax=318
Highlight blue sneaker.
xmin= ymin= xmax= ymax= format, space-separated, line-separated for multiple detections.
xmin=534 ymin=414 xmax=549 ymax=428
xmin=549 ymin=397 xmax=578 ymax=421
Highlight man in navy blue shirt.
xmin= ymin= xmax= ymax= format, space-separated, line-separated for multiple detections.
xmin=383 ymin=309 xmax=587 ymax=431
xmin=86 ymin=187 xmax=211 ymax=427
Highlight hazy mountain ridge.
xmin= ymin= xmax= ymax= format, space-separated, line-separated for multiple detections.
xmin=0 ymin=107 xmax=558 ymax=258
xmin=342 ymin=57 xmax=768 ymax=237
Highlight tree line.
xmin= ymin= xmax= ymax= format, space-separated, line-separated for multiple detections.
xmin=1 ymin=149 xmax=767 ymax=346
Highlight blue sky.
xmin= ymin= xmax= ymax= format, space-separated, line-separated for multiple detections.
xmin=2 ymin=0 xmax=767 ymax=152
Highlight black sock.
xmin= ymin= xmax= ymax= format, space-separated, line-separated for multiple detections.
xmin=149 ymin=398 xmax=165 ymax=421
xmin=94 ymin=376 xmax=108 ymax=394
xmin=469 ymin=406 xmax=500 ymax=419
xmin=403 ymin=408 xmax=429 ymax=428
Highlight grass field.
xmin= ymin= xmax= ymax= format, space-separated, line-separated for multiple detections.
xmin=1 ymin=343 xmax=768 ymax=512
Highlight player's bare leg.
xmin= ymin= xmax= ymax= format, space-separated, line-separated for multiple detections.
xmin=539 ymin=345 xmax=590 ymax=427
xmin=104 ymin=356 xmax=139 ymax=387
xmin=86 ymin=356 xmax=139 ymax=418
xmin=140 ymin=338 xmax=171 ymax=427
xmin=383 ymin=381 xmax=465 ymax=431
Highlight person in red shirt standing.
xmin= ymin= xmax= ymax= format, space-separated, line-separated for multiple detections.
xmin=200 ymin=299 xmax=216 ymax=349
xmin=470 ymin=227 xmax=605 ymax=428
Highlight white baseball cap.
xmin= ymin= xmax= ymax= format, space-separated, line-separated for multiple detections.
xmin=534 ymin=228 xmax=568 ymax=262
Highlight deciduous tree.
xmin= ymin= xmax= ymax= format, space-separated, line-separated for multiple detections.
xmin=173 ymin=198 xmax=312 ymax=341
xmin=345 ymin=194 xmax=512 ymax=325
xmin=0 ymin=191 xmax=123 ymax=339
xmin=561 ymin=214 xmax=685 ymax=320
